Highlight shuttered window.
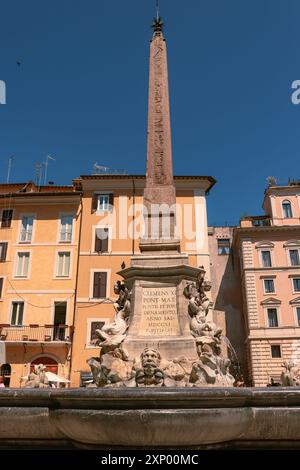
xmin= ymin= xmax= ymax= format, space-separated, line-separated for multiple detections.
xmin=95 ymin=228 xmax=109 ymax=252
xmin=11 ymin=302 xmax=24 ymax=326
xmin=0 ymin=278 xmax=3 ymax=298
xmin=1 ymin=210 xmax=13 ymax=228
xmin=91 ymin=194 xmax=113 ymax=213
xmin=20 ymin=215 xmax=34 ymax=242
xmin=60 ymin=215 xmax=73 ymax=242
xmin=16 ymin=252 xmax=30 ymax=277
xmin=57 ymin=252 xmax=71 ymax=277
xmin=93 ymin=272 xmax=107 ymax=298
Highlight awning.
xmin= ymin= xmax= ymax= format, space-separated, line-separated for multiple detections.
xmin=45 ymin=371 xmax=70 ymax=383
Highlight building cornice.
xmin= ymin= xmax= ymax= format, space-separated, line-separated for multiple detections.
xmin=74 ymin=175 xmax=216 ymax=194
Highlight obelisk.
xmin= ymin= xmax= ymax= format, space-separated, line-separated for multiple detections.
xmin=120 ymin=17 xmax=199 ymax=361
xmin=140 ymin=17 xmax=180 ymax=252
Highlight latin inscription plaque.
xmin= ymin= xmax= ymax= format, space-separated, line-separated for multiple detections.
xmin=139 ymin=287 xmax=179 ymax=336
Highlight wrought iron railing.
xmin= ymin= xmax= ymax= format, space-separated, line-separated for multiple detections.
xmin=0 ymin=324 xmax=73 ymax=343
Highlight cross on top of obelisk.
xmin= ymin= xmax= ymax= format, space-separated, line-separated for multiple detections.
xmin=152 ymin=0 xmax=164 ymax=33
xmin=151 ymin=17 xmax=164 ymax=34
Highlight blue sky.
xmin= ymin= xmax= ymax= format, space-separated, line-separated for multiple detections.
xmin=0 ymin=0 xmax=299 ymax=225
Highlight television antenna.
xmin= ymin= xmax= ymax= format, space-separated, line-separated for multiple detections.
xmin=35 ymin=163 xmax=44 ymax=187
xmin=93 ymin=162 xmax=128 ymax=175
xmin=6 ymin=156 xmax=14 ymax=183
xmin=43 ymin=155 xmax=55 ymax=185
xmin=266 ymin=176 xmax=278 ymax=187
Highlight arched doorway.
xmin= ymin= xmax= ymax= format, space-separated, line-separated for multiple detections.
xmin=1 ymin=363 xmax=11 ymax=387
xmin=30 ymin=356 xmax=58 ymax=374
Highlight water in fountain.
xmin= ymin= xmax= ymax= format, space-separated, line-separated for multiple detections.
xmin=221 ymin=335 xmax=242 ymax=379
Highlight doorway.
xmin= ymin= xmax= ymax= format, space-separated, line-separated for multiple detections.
xmin=53 ymin=302 xmax=67 ymax=340
xmin=30 ymin=356 xmax=58 ymax=374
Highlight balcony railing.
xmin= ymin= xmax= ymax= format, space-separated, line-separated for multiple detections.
xmin=0 ymin=324 xmax=73 ymax=343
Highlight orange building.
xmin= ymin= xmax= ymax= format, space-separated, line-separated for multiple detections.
xmin=0 ymin=182 xmax=81 ymax=387
xmin=234 ymin=181 xmax=300 ymax=386
xmin=69 ymin=174 xmax=215 ymax=386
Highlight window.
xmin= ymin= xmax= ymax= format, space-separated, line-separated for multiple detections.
xmin=293 ymin=278 xmax=300 ymax=292
xmin=282 ymin=200 xmax=293 ymax=218
xmin=89 ymin=320 xmax=105 ymax=345
xmin=296 ymin=307 xmax=300 ymax=327
xmin=11 ymin=302 xmax=24 ymax=326
xmin=267 ymin=308 xmax=278 ymax=327
xmin=0 ymin=278 xmax=3 ymax=298
xmin=92 ymin=193 xmax=113 ymax=213
xmin=264 ymin=279 xmax=275 ymax=294
xmin=217 ymin=239 xmax=230 ymax=255
xmin=20 ymin=215 xmax=34 ymax=242
xmin=93 ymin=272 xmax=107 ymax=298
xmin=252 ymin=219 xmax=270 ymax=227
xmin=289 ymin=249 xmax=300 ymax=266
xmin=0 ymin=242 xmax=8 ymax=262
xmin=95 ymin=228 xmax=109 ymax=252
xmin=262 ymin=250 xmax=272 ymax=267
xmin=1 ymin=210 xmax=13 ymax=228
xmin=271 ymin=345 xmax=281 ymax=358
xmin=15 ymin=252 xmax=30 ymax=277
xmin=57 ymin=252 xmax=71 ymax=277
xmin=60 ymin=215 xmax=73 ymax=242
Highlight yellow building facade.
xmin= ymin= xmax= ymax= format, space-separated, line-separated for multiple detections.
xmin=0 ymin=177 xmax=214 ymax=387
xmin=70 ymin=174 xmax=215 ymax=386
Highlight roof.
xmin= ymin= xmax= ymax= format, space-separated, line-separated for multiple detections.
xmin=74 ymin=174 xmax=216 ymax=193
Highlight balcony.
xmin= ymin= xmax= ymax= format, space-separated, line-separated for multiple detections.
xmin=0 ymin=324 xmax=73 ymax=344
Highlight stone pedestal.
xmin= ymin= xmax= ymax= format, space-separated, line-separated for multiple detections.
xmin=119 ymin=256 xmax=202 ymax=361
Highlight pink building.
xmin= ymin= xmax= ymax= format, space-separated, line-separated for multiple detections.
xmin=234 ymin=181 xmax=300 ymax=386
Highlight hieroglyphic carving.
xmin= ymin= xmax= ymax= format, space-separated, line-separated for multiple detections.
xmin=153 ymin=40 xmax=165 ymax=184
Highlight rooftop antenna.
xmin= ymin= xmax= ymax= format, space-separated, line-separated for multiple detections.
xmin=43 ymin=155 xmax=55 ymax=185
xmin=7 ymin=156 xmax=14 ymax=183
xmin=35 ymin=163 xmax=43 ymax=188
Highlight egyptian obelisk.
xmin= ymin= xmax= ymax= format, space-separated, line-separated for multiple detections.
xmin=140 ymin=17 xmax=180 ymax=252
xmin=120 ymin=16 xmax=200 ymax=360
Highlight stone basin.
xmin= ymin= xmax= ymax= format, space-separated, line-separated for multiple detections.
xmin=0 ymin=387 xmax=300 ymax=449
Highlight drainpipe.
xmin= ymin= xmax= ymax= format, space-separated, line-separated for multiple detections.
xmin=68 ymin=193 xmax=83 ymax=384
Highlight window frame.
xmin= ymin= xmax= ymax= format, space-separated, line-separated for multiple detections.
xmin=271 ymin=345 xmax=281 ymax=358
xmin=263 ymin=278 xmax=275 ymax=294
xmin=266 ymin=307 xmax=279 ymax=328
xmin=10 ymin=301 xmax=25 ymax=326
xmin=261 ymin=250 xmax=272 ymax=268
xmin=295 ymin=306 xmax=300 ymax=327
xmin=291 ymin=277 xmax=300 ymax=293
xmin=92 ymin=192 xmax=114 ymax=214
xmin=19 ymin=213 xmax=35 ymax=243
xmin=86 ymin=317 xmax=109 ymax=348
xmin=282 ymin=200 xmax=293 ymax=219
xmin=89 ymin=269 xmax=111 ymax=300
xmin=1 ymin=209 xmax=13 ymax=228
xmin=217 ymin=238 xmax=231 ymax=256
xmin=0 ymin=242 xmax=8 ymax=262
xmin=288 ymin=248 xmax=300 ymax=267
xmin=92 ymin=225 xmax=111 ymax=253
xmin=58 ymin=213 xmax=74 ymax=243
xmin=0 ymin=277 xmax=4 ymax=300
xmin=55 ymin=251 xmax=71 ymax=278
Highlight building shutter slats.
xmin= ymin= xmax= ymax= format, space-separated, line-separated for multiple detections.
xmin=93 ymin=272 xmax=107 ymax=298
xmin=91 ymin=194 xmax=98 ymax=213
xmin=0 ymin=243 xmax=8 ymax=262
xmin=95 ymin=228 xmax=109 ymax=252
